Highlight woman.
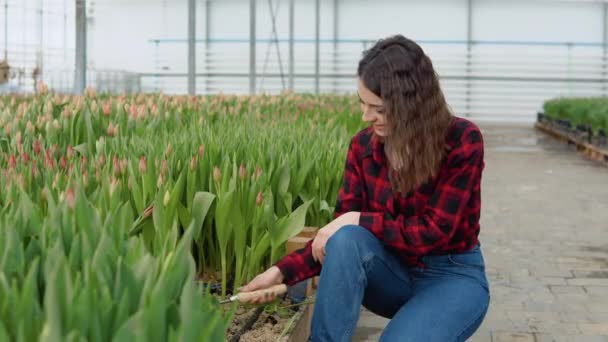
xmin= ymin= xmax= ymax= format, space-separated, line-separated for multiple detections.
xmin=240 ymin=34 xmax=490 ymax=342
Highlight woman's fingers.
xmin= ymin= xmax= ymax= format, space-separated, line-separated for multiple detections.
xmin=248 ymin=292 xmax=275 ymax=305
xmin=312 ymin=236 xmax=327 ymax=264
xmin=239 ymin=277 xmax=260 ymax=292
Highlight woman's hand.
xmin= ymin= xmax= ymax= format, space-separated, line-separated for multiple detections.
xmin=312 ymin=211 xmax=360 ymax=264
xmin=238 ymin=266 xmax=285 ymax=305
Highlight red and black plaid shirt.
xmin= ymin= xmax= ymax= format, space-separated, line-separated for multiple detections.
xmin=275 ymin=117 xmax=484 ymax=286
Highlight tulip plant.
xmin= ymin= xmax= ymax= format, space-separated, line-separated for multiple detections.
xmin=0 ymin=89 xmax=366 ymax=340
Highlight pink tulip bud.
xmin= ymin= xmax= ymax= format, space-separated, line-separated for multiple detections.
xmin=198 ymin=144 xmax=205 ymax=157
xmin=131 ymin=104 xmax=138 ymax=119
xmin=113 ymin=156 xmax=121 ymax=176
xmin=239 ymin=164 xmax=246 ymax=180
xmin=98 ymin=154 xmax=106 ymax=167
xmin=15 ymin=173 xmax=25 ymax=187
xmin=138 ymin=106 xmax=146 ymax=119
xmin=85 ymin=87 xmax=96 ymax=98
xmin=31 ymin=164 xmax=39 ymax=178
xmin=109 ymin=178 xmax=119 ymax=195
xmin=90 ymin=100 xmax=98 ymax=114
xmin=67 ymin=145 xmax=74 ymax=159
xmin=21 ymin=152 xmax=30 ymax=164
xmin=139 ymin=156 xmax=147 ymax=173
xmin=107 ymin=122 xmax=117 ymax=137
xmin=143 ymin=205 xmax=153 ymax=218
xmin=33 ymin=140 xmax=41 ymax=155
xmin=45 ymin=151 xmax=54 ymax=170
xmin=102 ymin=102 xmax=111 ymax=116
xmin=161 ymin=159 xmax=168 ymax=176
xmin=256 ymin=191 xmax=263 ymax=206
xmin=66 ymin=188 xmax=75 ymax=209
xmin=8 ymin=155 xmax=16 ymax=170
xmin=255 ymin=166 xmax=262 ymax=180
xmin=60 ymin=156 xmax=67 ymax=170
xmin=62 ymin=106 xmax=71 ymax=118
xmin=120 ymin=158 xmax=127 ymax=175
xmin=81 ymin=156 xmax=87 ymax=169
xmin=26 ymin=120 xmax=34 ymax=134
xmin=213 ymin=166 xmax=221 ymax=182
xmin=50 ymin=144 xmax=58 ymax=158
xmin=190 ymin=156 xmax=197 ymax=171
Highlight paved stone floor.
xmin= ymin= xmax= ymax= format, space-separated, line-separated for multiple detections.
xmin=352 ymin=124 xmax=608 ymax=341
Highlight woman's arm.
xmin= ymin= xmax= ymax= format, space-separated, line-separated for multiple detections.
xmin=273 ymin=139 xmax=364 ymax=285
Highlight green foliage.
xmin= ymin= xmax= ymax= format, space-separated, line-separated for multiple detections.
xmin=0 ymin=91 xmax=367 ymax=340
xmin=543 ymin=97 xmax=608 ymax=133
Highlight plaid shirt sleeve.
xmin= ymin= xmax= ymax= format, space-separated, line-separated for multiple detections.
xmin=358 ymin=127 xmax=484 ymax=256
xmin=273 ymin=139 xmax=362 ymax=286
xmin=273 ymin=238 xmax=318 ymax=286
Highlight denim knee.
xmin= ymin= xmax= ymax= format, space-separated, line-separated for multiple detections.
xmin=326 ymin=224 xmax=376 ymax=256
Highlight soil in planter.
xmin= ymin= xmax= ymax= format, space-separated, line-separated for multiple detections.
xmin=239 ymin=302 xmax=299 ymax=342
xmin=226 ymin=306 xmax=262 ymax=341
xmin=227 ymin=296 xmax=306 ymax=342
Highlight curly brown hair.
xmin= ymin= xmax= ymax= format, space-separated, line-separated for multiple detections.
xmin=358 ymin=35 xmax=454 ymax=194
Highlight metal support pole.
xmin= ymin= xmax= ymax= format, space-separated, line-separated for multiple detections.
xmin=602 ymin=3 xmax=607 ymax=96
xmin=63 ymin=0 xmax=67 ymax=66
xmin=20 ymin=0 xmax=24 ymax=86
xmin=205 ymin=0 xmax=211 ymax=94
xmin=188 ymin=0 xmax=196 ymax=95
xmin=75 ymin=0 xmax=87 ymax=94
xmin=249 ymin=0 xmax=256 ymax=94
xmin=154 ymin=40 xmax=160 ymax=91
xmin=315 ymin=0 xmax=320 ymax=94
xmin=288 ymin=0 xmax=294 ymax=91
xmin=333 ymin=0 xmax=338 ymax=93
xmin=465 ymin=0 xmax=473 ymax=118
xmin=567 ymin=43 xmax=573 ymax=95
xmin=38 ymin=0 xmax=43 ymax=78
xmin=3 ymin=0 xmax=7 ymax=61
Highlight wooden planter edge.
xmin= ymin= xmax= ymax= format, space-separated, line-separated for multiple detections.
xmin=282 ymin=227 xmax=320 ymax=342
xmin=283 ymin=294 xmax=315 ymax=342
xmin=535 ymin=122 xmax=608 ymax=166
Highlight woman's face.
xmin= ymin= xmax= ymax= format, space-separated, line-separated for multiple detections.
xmin=357 ymin=79 xmax=387 ymax=137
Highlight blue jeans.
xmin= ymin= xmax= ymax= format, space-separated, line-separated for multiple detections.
xmin=309 ymin=225 xmax=490 ymax=342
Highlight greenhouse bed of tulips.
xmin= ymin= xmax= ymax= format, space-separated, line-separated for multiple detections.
xmin=0 ymin=89 xmax=367 ymax=341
